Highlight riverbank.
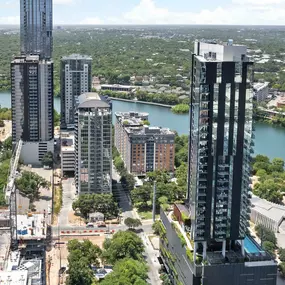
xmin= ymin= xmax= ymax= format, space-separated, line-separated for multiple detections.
xmin=109 ymin=97 xmax=172 ymax=108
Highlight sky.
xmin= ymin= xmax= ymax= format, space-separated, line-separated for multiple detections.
xmin=1 ymin=0 xmax=285 ymax=26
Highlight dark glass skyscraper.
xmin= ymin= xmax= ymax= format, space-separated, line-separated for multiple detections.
xmin=188 ymin=40 xmax=253 ymax=252
xmin=159 ymin=40 xmax=277 ymax=285
xmin=11 ymin=0 xmax=54 ymax=165
xmin=20 ymin=0 xmax=53 ymax=59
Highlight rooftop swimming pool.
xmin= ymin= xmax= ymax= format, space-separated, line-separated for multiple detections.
xmin=244 ymin=236 xmax=263 ymax=254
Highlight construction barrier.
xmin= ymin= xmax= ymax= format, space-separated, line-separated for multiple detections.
xmin=59 ymin=229 xmax=115 ymax=236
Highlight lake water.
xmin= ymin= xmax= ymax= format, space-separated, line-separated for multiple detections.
xmin=1 ymin=91 xmax=285 ymax=161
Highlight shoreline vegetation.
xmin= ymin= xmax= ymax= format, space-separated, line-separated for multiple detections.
xmin=171 ymin=103 xmax=189 ymax=114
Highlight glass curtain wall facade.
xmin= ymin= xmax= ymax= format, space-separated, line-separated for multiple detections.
xmin=60 ymin=55 xmax=92 ymax=129
xmin=75 ymin=94 xmax=112 ymax=194
xmin=20 ymin=0 xmax=53 ymax=59
xmin=188 ymin=53 xmax=254 ymax=245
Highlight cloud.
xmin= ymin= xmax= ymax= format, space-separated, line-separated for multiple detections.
xmin=233 ymin=0 xmax=284 ymax=5
xmin=113 ymin=0 xmax=285 ymax=25
xmin=0 ymin=16 xmax=19 ymax=25
xmin=79 ymin=17 xmax=102 ymax=25
xmin=53 ymin=0 xmax=74 ymax=4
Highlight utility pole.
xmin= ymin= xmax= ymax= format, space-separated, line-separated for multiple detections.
xmin=152 ymin=181 xmax=156 ymax=223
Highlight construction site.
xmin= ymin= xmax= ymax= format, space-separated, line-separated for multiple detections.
xmin=0 ymin=140 xmax=51 ymax=285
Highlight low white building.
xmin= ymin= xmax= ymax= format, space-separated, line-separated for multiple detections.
xmin=0 ymin=270 xmax=28 ymax=285
xmin=61 ymin=132 xmax=75 ymax=175
xmin=250 ymin=194 xmax=285 ymax=232
xmin=253 ymin=82 xmax=269 ymax=102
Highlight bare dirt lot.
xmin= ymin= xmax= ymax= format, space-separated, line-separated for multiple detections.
xmin=47 ymin=235 xmax=106 ymax=285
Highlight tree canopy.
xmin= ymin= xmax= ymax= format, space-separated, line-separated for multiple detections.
xmin=42 ymin=151 xmax=53 ymax=168
xmin=66 ymin=240 xmax=102 ymax=285
xmin=100 ymin=258 xmax=148 ymax=285
xmin=72 ymin=193 xmax=119 ymax=219
xmin=124 ymin=217 xmax=142 ymax=229
xmin=15 ymin=171 xmax=49 ymax=202
xmin=252 ymin=155 xmax=285 ymax=204
xmin=102 ymin=230 xmax=145 ymax=264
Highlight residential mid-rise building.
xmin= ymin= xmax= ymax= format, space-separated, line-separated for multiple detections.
xmin=115 ymin=111 xmax=149 ymax=159
xmin=20 ymin=0 xmax=53 ymax=59
xmin=60 ymin=54 xmax=92 ymax=129
xmin=125 ymin=129 xmax=175 ymax=175
xmin=253 ymin=82 xmax=269 ymax=102
xmin=75 ymin=93 xmax=112 ymax=194
xmin=160 ymin=40 xmax=277 ymax=285
xmin=11 ymin=55 xmax=54 ymax=164
xmin=115 ymin=112 xmax=175 ymax=175
xmin=61 ymin=132 xmax=75 ymax=175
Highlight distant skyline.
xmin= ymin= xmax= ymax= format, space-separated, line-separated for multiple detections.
xmin=1 ymin=0 xmax=285 ymax=26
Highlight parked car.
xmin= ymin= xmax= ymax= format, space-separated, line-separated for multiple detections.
xmin=97 ymin=222 xmax=106 ymax=228
xmin=86 ymin=223 xmax=94 ymax=228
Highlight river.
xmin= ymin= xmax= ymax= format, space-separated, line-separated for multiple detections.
xmin=1 ymin=91 xmax=285 ymax=161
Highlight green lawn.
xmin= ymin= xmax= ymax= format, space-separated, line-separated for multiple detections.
xmin=137 ymin=210 xmax=160 ymax=220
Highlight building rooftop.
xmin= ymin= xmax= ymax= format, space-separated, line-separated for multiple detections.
xmin=0 ymin=270 xmax=28 ymax=285
xmin=17 ymin=214 xmax=47 ymax=240
xmin=251 ymin=194 xmax=285 ymax=225
xmin=253 ymin=82 xmax=269 ymax=91
xmin=61 ymin=54 xmax=92 ymax=60
xmin=101 ymin=84 xmax=133 ymax=89
xmin=115 ymin=111 xmax=149 ymax=126
xmin=78 ymin=92 xmax=110 ymax=109
xmin=125 ymin=126 xmax=175 ymax=136
xmin=61 ymin=133 xmax=74 ymax=152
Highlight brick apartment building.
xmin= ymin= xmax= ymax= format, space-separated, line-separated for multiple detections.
xmin=115 ymin=112 xmax=175 ymax=175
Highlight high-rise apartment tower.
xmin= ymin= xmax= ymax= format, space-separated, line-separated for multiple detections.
xmin=12 ymin=0 xmax=54 ymax=165
xmin=75 ymin=93 xmax=112 ymax=194
xmin=20 ymin=0 xmax=53 ymax=59
xmin=188 ymin=40 xmax=252 ymax=247
xmin=11 ymin=56 xmax=54 ymax=164
xmin=60 ymin=54 xmax=92 ymax=129
xmin=159 ymin=40 xmax=277 ymax=285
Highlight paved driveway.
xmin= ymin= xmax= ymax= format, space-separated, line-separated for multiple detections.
xmin=58 ymin=178 xmax=76 ymax=227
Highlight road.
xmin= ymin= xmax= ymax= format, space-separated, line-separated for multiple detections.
xmin=51 ymin=221 xmax=153 ymax=236
xmin=112 ymin=164 xmax=135 ymax=220
xmin=58 ymin=178 xmax=76 ymax=226
xmin=139 ymin=232 xmax=162 ymax=285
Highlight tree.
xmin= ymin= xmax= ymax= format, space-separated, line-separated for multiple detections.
xmin=41 ymin=151 xmax=53 ymax=168
xmin=66 ymin=240 xmax=101 ymax=285
xmin=142 ymin=120 xmax=150 ymax=126
xmin=15 ymin=171 xmax=49 ymax=202
xmin=100 ymin=258 xmax=148 ymax=285
xmin=254 ymin=155 xmax=270 ymax=164
xmin=152 ymin=220 xmax=161 ymax=235
xmin=103 ymin=231 xmax=144 ymax=264
xmin=66 ymin=258 xmax=94 ymax=285
xmin=124 ymin=217 xmax=142 ymax=229
xmin=2 ymin=136 xmax=12 ymax=150
xmin=131 ymin=184 xmax=152 ymax=207
xmin=279 ymin=248 xmax=285 ymax=262
xmin=72 ymin=194 xmax=119 ymax=219
xmin=270 ymin=158 xmax=284 ymax=172
xmin=262 ymin=241 xmax=275 ymax=255
xmin=253 ymin=179 xmax=283 ymax=204
xmin=67 ymin=239 xmax=102 ymax=265
xmin=120 ymin=172 xmax=135 ymax=191
xmin=255 ymin=224 xmax=277 ymax=246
